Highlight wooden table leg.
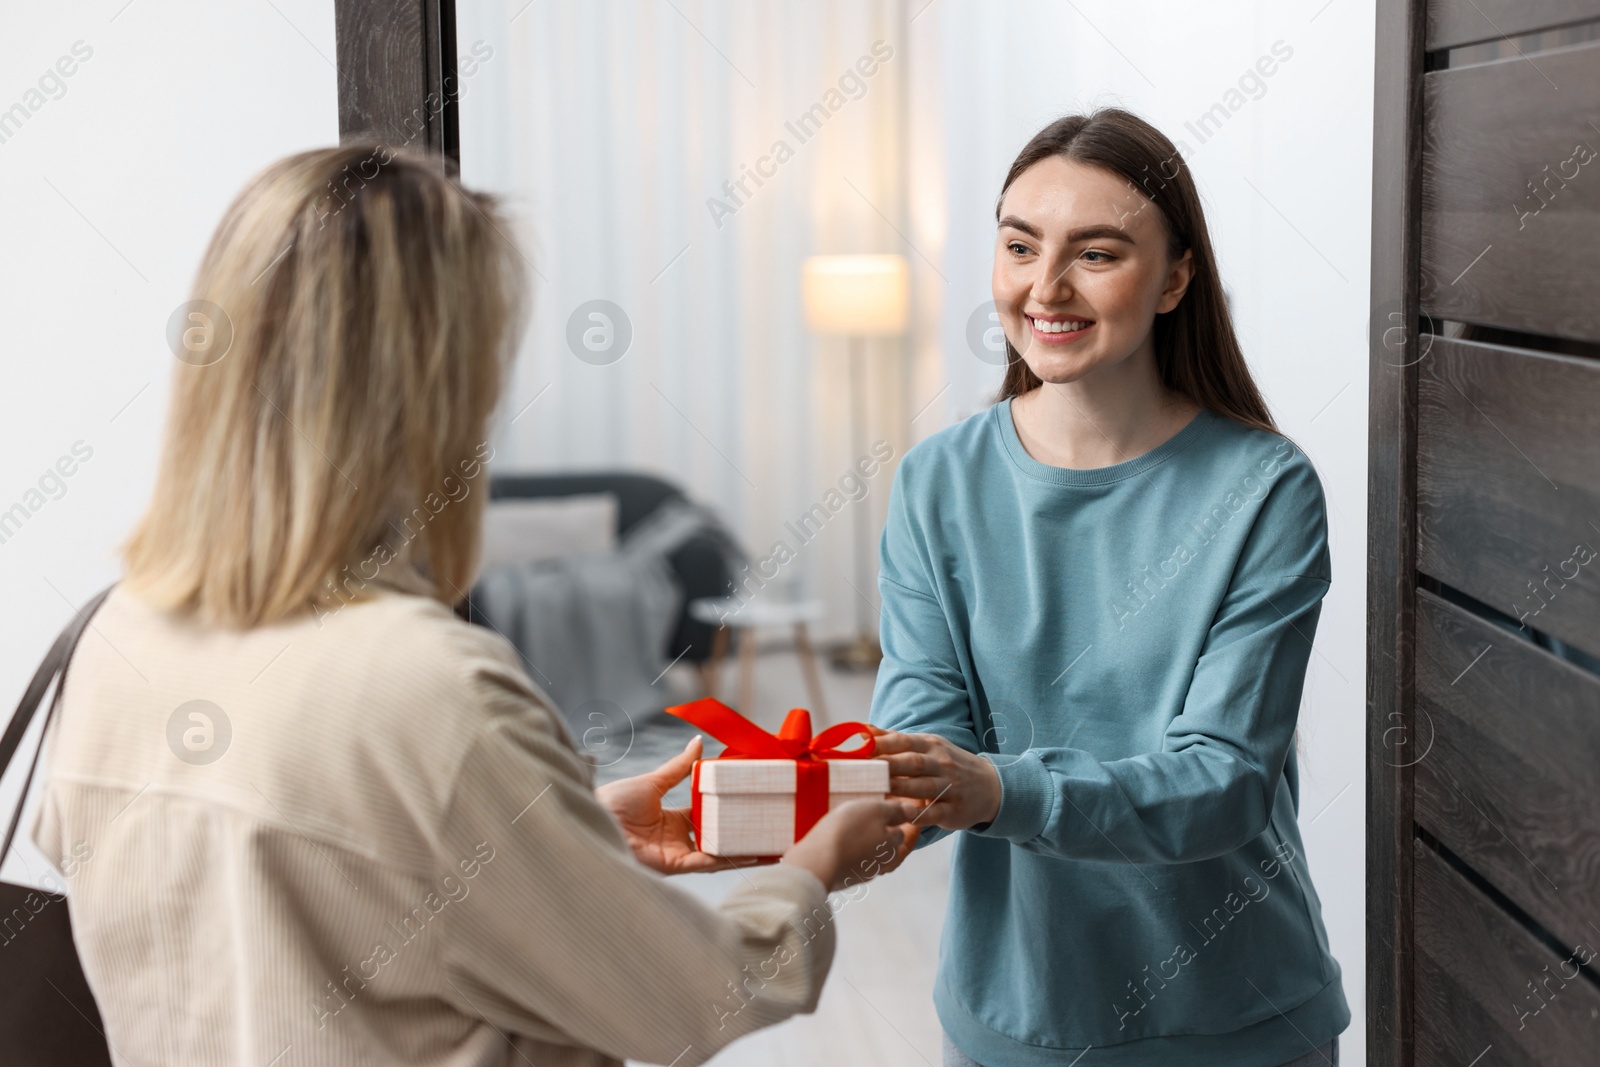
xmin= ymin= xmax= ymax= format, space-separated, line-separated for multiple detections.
xmin=735 ymin=625 xmax=758 ymax=716
xmin=793 ymin=621 xmax=829 ymax=721
xmin=699 ymin=624 xmax=730 ymax=699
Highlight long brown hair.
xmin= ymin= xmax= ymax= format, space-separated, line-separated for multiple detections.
xmin=994 ymin=109 xmax=1276 ymax=435
xmin=122 ymin=144 xmax=528 ymax=627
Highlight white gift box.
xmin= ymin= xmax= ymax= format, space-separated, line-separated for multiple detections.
xmin=696 ymin=757 xmax=890 ymax=857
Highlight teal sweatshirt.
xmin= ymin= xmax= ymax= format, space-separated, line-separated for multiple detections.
xmin=869 ymin=398 xmax=1350 ymax=1067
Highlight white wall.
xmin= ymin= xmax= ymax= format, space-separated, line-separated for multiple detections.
xmin=0 ymin=0 xmax=339 ymax=887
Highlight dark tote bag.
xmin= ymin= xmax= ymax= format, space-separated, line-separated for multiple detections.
xmin=0 ymin=585 xmax=115 ymax=1067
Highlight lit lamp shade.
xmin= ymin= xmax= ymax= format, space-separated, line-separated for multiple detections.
xmin=801 ymin=255 xmax=910 ymax=336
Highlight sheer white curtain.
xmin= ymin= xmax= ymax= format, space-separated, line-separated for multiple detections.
xmin=458 ymin=0 xmax=937 ymax=640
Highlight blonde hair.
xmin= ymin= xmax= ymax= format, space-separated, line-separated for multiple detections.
xmin=122 ymin=144 xmax=528 ymax=627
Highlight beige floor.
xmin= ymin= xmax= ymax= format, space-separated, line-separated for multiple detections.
xmin=630 ymin=644 xmax=952 ymax=1067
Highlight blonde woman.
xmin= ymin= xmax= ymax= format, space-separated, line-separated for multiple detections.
xmin=32 ymin=145 xmax=918 ymax=1067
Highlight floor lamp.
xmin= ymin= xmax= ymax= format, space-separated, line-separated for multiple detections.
xmin=801 ymin=254 xmax=910 ymax=671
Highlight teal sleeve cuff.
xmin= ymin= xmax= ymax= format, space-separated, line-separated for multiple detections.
xmin=974 ymin=751 xmax=1054 ymax=843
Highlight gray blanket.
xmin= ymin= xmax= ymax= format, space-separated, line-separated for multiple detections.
xmin=473 ymin=498 xmax=743 ymax=754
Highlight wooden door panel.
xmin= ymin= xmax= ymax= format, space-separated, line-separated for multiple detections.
xmin=1414 ymin=840 xmax=1600 ymax=1067
xmin=1427 ymin=0 xmax=1600 ymax=49
xmin=1413 ymin=590 xmax=1600 ymax=954
xmin=1420 ymin=40 xmax=1600 ymax=342
xmin=1416 ymin=337 xmax=1600 ymax=655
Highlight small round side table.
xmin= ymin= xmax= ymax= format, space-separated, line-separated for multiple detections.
xmin=688 ymin=597 xmax=829 ymax=720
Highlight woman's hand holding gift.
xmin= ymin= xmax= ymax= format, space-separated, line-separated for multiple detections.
xmin=871 ymin=729 xmax=1003 ymax=831
xmin=596 ymin=735 xmax=744 ymax=875
xmin=782 ymin=797 xmax=923 ymax=892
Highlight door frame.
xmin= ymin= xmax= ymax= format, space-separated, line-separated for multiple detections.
xmin=332 ymin=0 xmax=459 ymax=164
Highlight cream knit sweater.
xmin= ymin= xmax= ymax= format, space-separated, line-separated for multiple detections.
xmin=34 ymin=585 xmax=834 ymax=1066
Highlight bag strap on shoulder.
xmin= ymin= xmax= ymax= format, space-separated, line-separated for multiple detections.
xmin=1 ymin=585 xmax=117 ymax=873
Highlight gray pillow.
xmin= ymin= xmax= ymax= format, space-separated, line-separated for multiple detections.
xmin=478 ymin=493 xmax=619 ymax=571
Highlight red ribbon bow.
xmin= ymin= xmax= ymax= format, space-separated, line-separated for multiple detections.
xmin=665 ymin=698 xmax=877 ymax=852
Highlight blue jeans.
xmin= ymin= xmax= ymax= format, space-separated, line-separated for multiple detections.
xmin=941 ymin=1033 xmax=1339 ymax=1067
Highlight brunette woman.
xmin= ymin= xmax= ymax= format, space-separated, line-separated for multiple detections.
xmin=870 ymin=110 xmax=1349 ymax=1067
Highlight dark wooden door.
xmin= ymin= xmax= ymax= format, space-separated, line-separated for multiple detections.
xmin=1369 ymin=2 xmax=1600 ymax=1065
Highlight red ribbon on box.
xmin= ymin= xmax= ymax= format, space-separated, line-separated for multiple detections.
xmin=665 ymin=698 xmax=877 ymax=848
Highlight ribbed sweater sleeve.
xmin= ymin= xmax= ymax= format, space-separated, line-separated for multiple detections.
xmin=431 ymin=643 xmax=836 ymax=1066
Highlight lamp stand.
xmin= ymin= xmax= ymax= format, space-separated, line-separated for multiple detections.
xmin=831 ymin=335 xmax=883 ymax=672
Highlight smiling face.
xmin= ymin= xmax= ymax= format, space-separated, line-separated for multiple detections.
xmin=992 ymin=155 xmax=1193 ymax=387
